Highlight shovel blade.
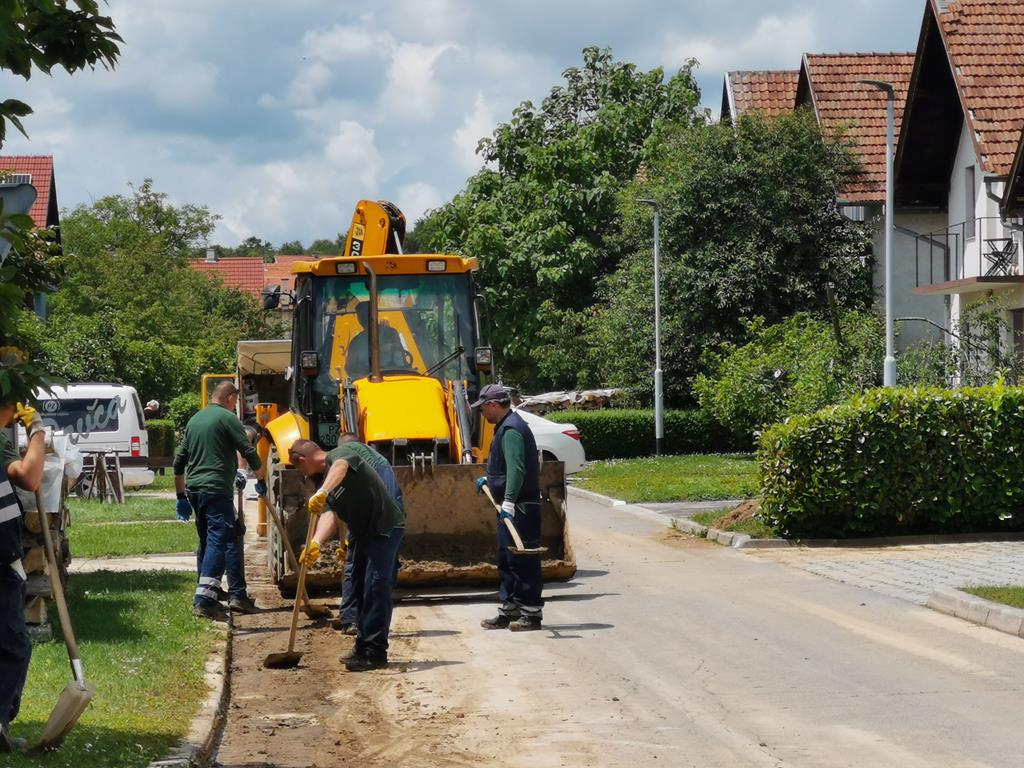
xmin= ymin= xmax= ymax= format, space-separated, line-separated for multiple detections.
xmin=511 ymin=546 xmax=548 ymax=556
xmin=301 ymin=604 xmax=332 ymax=619
xmin=31 ymin=680 xmax=95 ymax=752
xmin=263 ymin=651 xmax=303 ymax=669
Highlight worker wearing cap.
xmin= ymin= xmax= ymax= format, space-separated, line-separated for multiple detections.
xmin=290 ymin=437 xmax=405 ymax=671
xmin=0 ymin=396 xmax=45 ymax=752
xmin=474 ymin=384 xmax=544 ymax=631
xmin=173 ymin=382 xmax=263 ymax=621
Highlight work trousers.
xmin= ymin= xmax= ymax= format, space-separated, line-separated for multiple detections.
xmin=191 ymin=492 xmax=246 ymax=605
xmin=0 ymin=571 xmax=30 ymax=726
xmin=350 ymin=527 xmax=404 ymax=661
xmin=339 ymin=534 xmax=401 ymax=626
xmin=497 ymin=501 xmax=543 ymax=619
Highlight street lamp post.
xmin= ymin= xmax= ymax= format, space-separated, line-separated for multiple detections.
xmin=638 ymin=198 xmax=664 ymax=455
xmin=860 ymin=79 xmax=897 ymax=386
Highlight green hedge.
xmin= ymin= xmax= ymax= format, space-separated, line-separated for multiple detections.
xmin=145 ymin=419 xmax=176 ymax=459
xmin=759 ymin=386 xmax=1024 ymax=539
xmin=545 ymin=409 xmax=749 ymax=460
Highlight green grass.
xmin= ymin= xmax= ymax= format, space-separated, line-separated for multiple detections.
xmin=8 ymin=570 xmax=219 ymax=768
xmin=70 ymin=497 xmax=177 ymax=524
xmin=69 ymin=522 xmax=196 ymax=558
xmin=575 ymin=454 xmax=758 ymax=503
xmin=691 ymin=509 xmax=778 ymax=539
xmin=145 ymin=472 xmax=177 ymax=492
xmin=963 ymin=586 xmax=1024 ymax=609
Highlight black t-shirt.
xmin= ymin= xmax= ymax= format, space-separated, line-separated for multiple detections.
xmin=324 ymin=444 xmax=404 ymax=542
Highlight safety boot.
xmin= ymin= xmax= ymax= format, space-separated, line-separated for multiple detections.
xmin=228 ymin=595 xmax=260 ymax=614
xmin=508 ymin=616 xmax=542 ymax=632
xmin=345 ymin=655 xmax=387 ymax=672
xmin=193 ymin=601 xmax=229 ymax=622
xmin=480 ymin=614 xmax=513 ymax=630
xmin=0 ymin=723 xmax=27 ymax=752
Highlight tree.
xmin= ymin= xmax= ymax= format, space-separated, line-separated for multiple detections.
xmin=411 ymin=46 xmax=703 ymax=386
xmin=0 ymin=0 xmax=121 ymax=147
xmin=278 ymin=239 xmax=305 ymax=255
xmin=307 ymin=236 xmax=344 ymax=255
xmin=568 ymin=109 xmax=874 ymax=404
xmin=236 ymin=235 xmax=276 ymax=262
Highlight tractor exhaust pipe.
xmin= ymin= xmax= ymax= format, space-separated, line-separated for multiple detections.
xmin=361 ymin=261 xmax=382 ymax=383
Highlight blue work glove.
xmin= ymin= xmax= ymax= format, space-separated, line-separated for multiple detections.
xmin=475 ymin=476 xmax=487 ymax=494
xmin=234 ymin=470 xmax=247 ymax=490
xmin=175 ymin=494 xmax=192 ymax=522
xmin=255 ymin=479 xmax=267 ymax=498
xmin=499 ymin=500 xmax=516 ymax=522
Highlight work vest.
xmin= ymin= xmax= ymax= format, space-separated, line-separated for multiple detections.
xmin=486 ymin=410 xmax=540 ymax=504
xmin=0 ymin=458 xmax=25 ymax=564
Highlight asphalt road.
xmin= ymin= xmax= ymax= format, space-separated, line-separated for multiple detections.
xmin=216 ymin=493 xmax=1024 ymax=767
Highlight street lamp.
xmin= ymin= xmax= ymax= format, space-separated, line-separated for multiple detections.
xmin=859 ymin=79 xmax=897 ymax=387
xmin=637 ymin=198 xmax=664 ymax=455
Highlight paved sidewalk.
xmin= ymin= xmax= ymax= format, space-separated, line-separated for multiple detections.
xmin=748 ymin=540 xmax=1024 ymax=605
xmin=68 ymin=552 xmax=194 ymax=573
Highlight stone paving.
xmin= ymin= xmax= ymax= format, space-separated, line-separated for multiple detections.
xmin=747 ymin=541 xmax=1024 ymax=605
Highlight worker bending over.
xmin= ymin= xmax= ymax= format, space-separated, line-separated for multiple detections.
xmin=290 ymin=438 xmax=405 ymax=671
xmin=474 ymin=384 xmax=544 ymax=631
xmin=0 ymin=398 xmax=45 ymax=752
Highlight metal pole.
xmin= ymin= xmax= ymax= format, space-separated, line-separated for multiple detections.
xmin=859 ymin=80 xmax=897 ymax=386
xmin=653 ymin=207 xmax=664 ymax=455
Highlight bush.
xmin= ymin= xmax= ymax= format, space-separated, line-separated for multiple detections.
xmin=145 ymin=419 xmax=175 ymax=459
xmin=166 ymin=392 xmax=201 ymax=437
xmin=758 ymin=386 xmax=1024 ymax=539
xmin=545 ymin=409 xmax=749 ymax=460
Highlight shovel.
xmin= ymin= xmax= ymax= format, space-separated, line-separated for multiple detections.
xmin=481 ymin=485 xmax=547 ymax=556
xmin=262 ymin=495 xmax=331 ymax=619
xmin=263 ymin=506 xmax=320 ymax=669
xmin=30 ymin=490 xmax=95 ymax=753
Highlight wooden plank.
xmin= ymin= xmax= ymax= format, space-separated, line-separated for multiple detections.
xmin=22 ymin=546 xmax=47 ymax=575
xmin=24 ymin=596 xmax=48 ymax=625
xmin=26 ymin=573 xmax=52 ymax=599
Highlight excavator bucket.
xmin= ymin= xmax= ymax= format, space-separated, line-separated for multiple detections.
xmin=270 ymin=462 xmax=575 ymax=592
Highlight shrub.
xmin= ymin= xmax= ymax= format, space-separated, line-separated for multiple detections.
xmin=545 ymin=409 xmax=749 ymax=460
xmin=166 ymin=392 xmax=201 ymax=436
xmin=758 ymin=386 xmax=1024 ymax=539
xmin=145 ymin=419 xmax=175 ymax=459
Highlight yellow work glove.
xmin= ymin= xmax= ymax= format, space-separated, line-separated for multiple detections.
xmin=335 ymin=538 xmax=349 ymax=565
xmin=299 ymin=540 xmax=321 ymax=567
xmin=15 ymin=403 xmax=43 ymax=438
xmin=307 ymin=488 xmax=329 ymax=518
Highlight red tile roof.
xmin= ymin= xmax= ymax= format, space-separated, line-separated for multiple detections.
xmin=934 ymin=0 xmax=1024 ymax=175
xmin=190 ymin=257 xmax=266 ymax=297
xmin=0 ymin=155 xmax=56 ymax=228
xmin=724 ymin=71 xmax=799 ymax=121
xmin=264 ymin=255 xmax=307 ymax=292
xmin=799 ymin=53 xmax=916 ymax=203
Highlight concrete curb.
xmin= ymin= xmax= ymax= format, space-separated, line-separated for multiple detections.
xmin=567 ymin=485 xmax=626 ymax=507
xmin=147 ymin=622 xmax=233 ymax=768
xmin=927 ymin=587 xmax=1024 ymax=638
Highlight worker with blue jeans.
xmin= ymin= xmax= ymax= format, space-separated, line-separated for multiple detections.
xmin=0 ymin=398 xmax=46 ymax=752
xmin=336 ymin=434 xmax=403 ymax=632
xmin=173 ymin=382 xmax=263 ymax=621
xmin=473 ymin=384 xmax=544 ymax=631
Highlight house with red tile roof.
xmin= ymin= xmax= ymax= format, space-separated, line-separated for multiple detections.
xmin=0 ymin=155 xmax=60 ymax=231
xmin=190 ymin=251 xmax=267 ymax=297
xmin=895 ymin=0 xmax=1024 ymax=351
xmin=719 ymin=70 xmax=798 ymax=125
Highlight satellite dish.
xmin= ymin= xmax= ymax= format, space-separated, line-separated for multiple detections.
xmin=0 ymin=182 xmax=38 ymax=261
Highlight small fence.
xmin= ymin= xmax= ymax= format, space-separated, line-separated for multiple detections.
xmin=915 ymin=217 xmax=1021 ymax=288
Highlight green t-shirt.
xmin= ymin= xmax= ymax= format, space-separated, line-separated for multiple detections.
xmin=172 ymin=404 xmax=261 ymax=495
xmin=324 ymin=443 xmax=404 ymax=542
xmin=0 ymin=430 xmax=18 ymax=471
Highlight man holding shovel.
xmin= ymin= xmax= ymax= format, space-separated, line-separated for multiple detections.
xmin=473 ymin=384 xmax=544 ymax=632
xmin=0 ymin=396 xmax=46 ymax=751
xmin=290 ymin=438 xmax=404 ymax=671
xmin=173 ymin=382 xmax=263 ymax=621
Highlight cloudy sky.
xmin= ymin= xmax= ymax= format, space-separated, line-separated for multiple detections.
xmin=1 ymin=1 xmax=925 ymax=247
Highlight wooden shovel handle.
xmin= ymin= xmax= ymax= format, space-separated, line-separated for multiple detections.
xmin=285 ymin=506 xmax=320 ymax=654
xmin=35 ymin=490 xmax=84 ymax=682
xmin=264 ymin=495 xmax=320 ymax=613
xmin=481 ymin=484 xmax=528 ymax=551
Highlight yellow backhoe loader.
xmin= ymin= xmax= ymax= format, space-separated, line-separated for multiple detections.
xmin=259 ymin=200 xmax=575 ymax=590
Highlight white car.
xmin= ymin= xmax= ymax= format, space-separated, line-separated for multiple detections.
xmin=34 ymin=383 xmax=155 ymax=488
xmin=515 ymin=409 xmax=586 ymax=474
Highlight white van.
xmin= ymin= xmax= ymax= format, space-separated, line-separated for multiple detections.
xmin=34 ymin=383 xmax=155 ymax=488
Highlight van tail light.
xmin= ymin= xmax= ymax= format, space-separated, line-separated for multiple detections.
xmin=131 ymin=436 xmax=141 ymax=457
xmin=562 ymin=429 xmax=581 ymax=441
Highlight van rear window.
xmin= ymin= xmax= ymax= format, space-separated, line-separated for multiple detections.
xmin=39 ymin=398 xmax=121 ymax=434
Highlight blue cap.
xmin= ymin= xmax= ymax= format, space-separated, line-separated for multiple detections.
xmin=470 ymin=383 xmax=510 ymax=407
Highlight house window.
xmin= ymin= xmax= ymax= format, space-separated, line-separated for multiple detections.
xmin=965 ymin=165 xmax=976 ymax=239
xmin=1014 ymin=309 xmax=1024 ymax=358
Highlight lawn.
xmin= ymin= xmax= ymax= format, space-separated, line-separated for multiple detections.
xmin=691 ymin=509 xmax=778 ymax=539
xmin=68 ymin=496 xmax=196 ymax=558
xmin=8 ymin=570 xmax=219 ymax=768
xmin=963 ymin=586 xmax=1024 ymax=609
xmin=575 ymin=454 xmax=758 ymax=503
xmin=145 ymin=472 xmax=177 ymax=492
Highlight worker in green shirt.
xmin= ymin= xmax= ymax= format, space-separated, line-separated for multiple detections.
xmin=290 ymin=437 xmax=405 ymax=671
xmin=173 ymin=382 xmax=263 ymax=621
xmin=473 ymin=383 xmax=544 ymax=631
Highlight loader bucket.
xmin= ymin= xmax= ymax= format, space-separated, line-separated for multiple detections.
xmin=269 ymin=461 xmax=575 ymax=592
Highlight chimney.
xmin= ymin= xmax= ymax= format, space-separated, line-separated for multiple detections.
xmin=205 ymin=247 xmax=217 ymax=263
xmin=935 ymin=0 xmax=950 ymax=12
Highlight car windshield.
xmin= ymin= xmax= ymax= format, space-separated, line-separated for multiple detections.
xmin=38 ymin=397 xmax=122 ymax=434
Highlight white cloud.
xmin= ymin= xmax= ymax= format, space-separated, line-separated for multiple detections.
xmin=662 ymin=12 xmax=817 ymax=73
xmin=452 ymin=92 xmax=495 ymax=173
xmin=259 ymin=61 xmax=331 ymax=109
xmin=396 ymin=181 xmax=442 ymax=224
xmin=301 ymin=23 xmax=395 ymax=61
xmin=381 ymin=43 xmax=456 ymax=121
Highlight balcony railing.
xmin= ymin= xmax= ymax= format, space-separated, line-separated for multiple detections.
xmin=914 ymin=216 xmax=1021 ymax=289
